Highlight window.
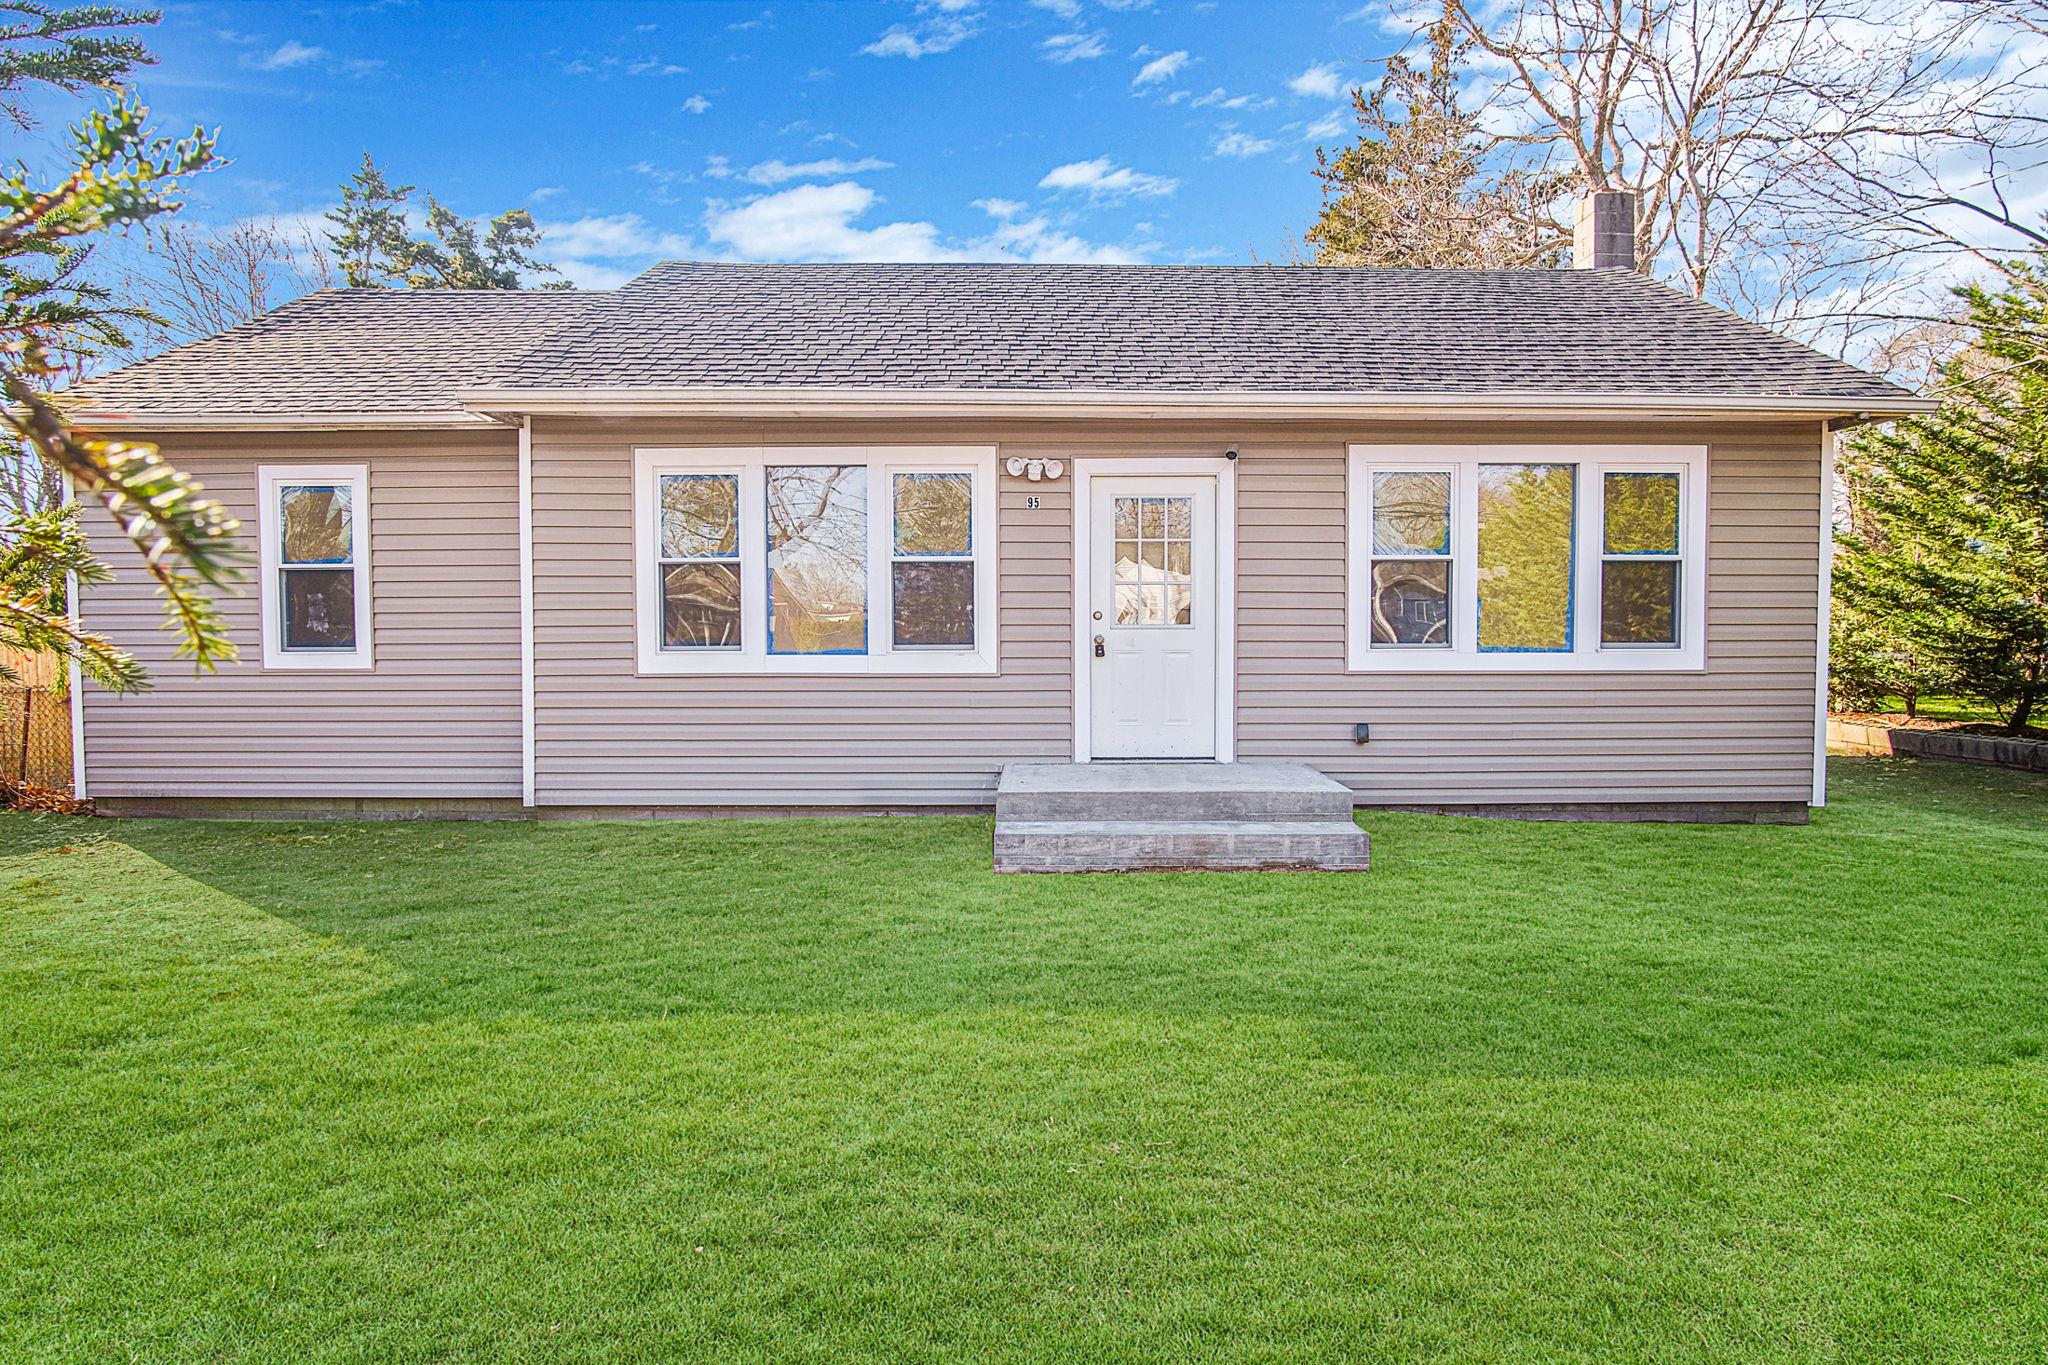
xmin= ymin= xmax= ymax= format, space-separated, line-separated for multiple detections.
xmin=1367 ymin=471 xmax=1451 ymax=646
xmin=258 ymin=464 xmax=372 ymax=670
xmin=893 ymin=473 xmax=975 ymax=647
xmin=633 ymin=447 xmax=997 ymax=674
xmin=1347 ymin=445 xmax=1706 ymax=672
xmin=659 ymin=474 xmax=742 ymax=648
xmin=1112 ymin=495 xmax=1194 ymax=626
xmin=1600 ymin=472 xmax=1681 ymax=646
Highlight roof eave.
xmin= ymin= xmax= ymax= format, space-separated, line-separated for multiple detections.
xmin=64 ymin=408 xmax=512 ymax=432
xmin=455 ymin=386 xmax=1937 ymax=422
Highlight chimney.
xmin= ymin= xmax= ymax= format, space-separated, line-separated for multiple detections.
xmin=1573 ymin=190 xmax=1638 ymax=270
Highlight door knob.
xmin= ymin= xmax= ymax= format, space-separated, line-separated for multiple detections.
xmin=1093 ymin=635 xmax=1105 ymax=658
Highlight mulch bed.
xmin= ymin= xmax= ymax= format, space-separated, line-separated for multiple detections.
xmin=1833 ymin=712 xmax=2047 ymax=742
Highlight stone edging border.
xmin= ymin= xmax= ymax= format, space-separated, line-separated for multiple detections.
xmin=1828 ymin=719 xmax=2048 ymax=772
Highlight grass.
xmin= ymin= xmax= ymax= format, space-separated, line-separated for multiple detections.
xmin=3 ymin=757 xmax=2045 ymax=1363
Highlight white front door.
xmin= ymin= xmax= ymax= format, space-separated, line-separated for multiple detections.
xmin=1087 ymin=476 xmax=1218 ymax=758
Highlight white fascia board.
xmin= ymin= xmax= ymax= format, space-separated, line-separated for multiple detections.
xmin=457 ymin=386 xmax=1940 ymax=422
xmin=70 ymin=409 xmax=509 ymax=432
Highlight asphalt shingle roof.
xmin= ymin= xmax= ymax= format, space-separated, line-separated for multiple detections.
xmin=70 ymin=261 xmax=1916 ymax=418
xmin=68 ymin=288 xmax=597 ymax=417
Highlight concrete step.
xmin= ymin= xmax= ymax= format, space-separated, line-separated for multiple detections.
xmin=996 ymin=761 xmax=1356 ymax=824
xmin=994 ymin=818 xmax=1370 ymax=873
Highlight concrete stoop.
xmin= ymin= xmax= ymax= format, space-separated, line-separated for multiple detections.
xmin=993 ymin=761 xmax=1370 ymax=873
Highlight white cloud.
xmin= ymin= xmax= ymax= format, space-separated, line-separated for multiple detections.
xmin=627 ymin=57 xmax=688 ymax=76
xmin=862 ymin=5 xmax=980 ymax=59
xmin=973 ymin=197 xmax=1026 ymax=219
xmin=529 ymin=186 xmax=564 ymax=202
xmin=705 ymin=182 xmax=949 ymax=260
xmin=1042 ymin=31 xmax=1107 ymax=63
xmin=681 ymin=93 xmax=712 ymax=113
xmin=985 ymin=215 xmax=1147 ymax=263
xmin=1212 ymin=130 xmax=1275 ymax=158
xmin=1301 ymin=110 xmax=1346 ymax=142
xmin=1287 ymin=62 xmax=1344 ymax=98
xmin=701 ymin=181 xmax=1147 ymax=264
xmin=1131 ymin=49 xmax=1189 ymax=87
xmin=703 ymin=154 xmax=734 ymax=179
xmin=1039 ymin=156 xmax=1180 ymax=198
xmin=1029 ymin=0 xmax=1081 ymax=16
xmin=740 ymin=156 xmax=894 ymax=186
xmin=1191 ymin=87 xmax=1274 ymax=111
xmin=539 ymin=214 xmax=695 ymax=261
xmin=255 ymin=39 xmax=324 ymax=70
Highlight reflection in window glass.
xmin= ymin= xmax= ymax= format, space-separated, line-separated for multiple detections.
xmin=278 ymin=483 xmax=357 ymax=651
xmin=661 ymin=474 xmax=738 ymax=558
xmin=1112 ymin=496 xmax=1193 ymax=626
xmin=1477 ymin=464 xmax=1575 ymax=652
xmin=658 ymin=474 xmax=742 ymax=649
xmin=893 ymin=473 xmax=971 ymax=556
xmin=891 ymin=473 xmax=975 ymax=648
xmin=1603 ymin=473 xmax=1680 ymax=554
xmin=1601 ymin=560 xmax=1677 ymax=644
xmin=1371 ymin=560 xmax=1450 ymax=645
xmin=282 ymin=567 xmax=355 ymax=650
xmin=663 ymin=563 xmax=742 ymax=647
xmin=893 ymin=561 xmax=974 ymax=646
xmin=1369 ymin=471 xmax=1451 ymax=647
xmin=280 ymin=485 xmax=351 ymax=564
xmin=768 ymin=465 xmax=867 ymax=654
xmin=1372 ymin=472 xmax=1450 ymax=554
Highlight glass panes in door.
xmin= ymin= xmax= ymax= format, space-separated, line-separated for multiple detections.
xmin=1112 ymin=496 xmax=1193 ymax=626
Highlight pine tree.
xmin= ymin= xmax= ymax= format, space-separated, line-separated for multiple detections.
xmin=0 ymin=1 xmax=157 ymax=131
xmin=1306 ymin=1 xmax=1566 ymax=269
xmin=1835 ymin=255 xmax=2048 ymax=729
xmin=324 ymin=155 xmax=566 ymax=290
xmin=324 ymin=154 xmax=415 ymax=289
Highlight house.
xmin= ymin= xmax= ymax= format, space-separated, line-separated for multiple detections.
xmin=63 ymin=193 xmax=1930 ymax=848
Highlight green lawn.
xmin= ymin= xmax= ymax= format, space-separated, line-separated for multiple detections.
xmin=4 ymin=758 xmax=2045 ymax=1363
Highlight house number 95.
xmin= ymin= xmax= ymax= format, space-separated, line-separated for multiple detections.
xmin=1026 ymin=495 xmax=1041 ymax=509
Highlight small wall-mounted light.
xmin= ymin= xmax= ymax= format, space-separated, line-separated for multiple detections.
xmin=1353 ymin=723 xmax=1371 ymax=745
xmin=1225 ymin=445 xmax=1240 ymax=461
xmin=1005 ymin=457 xmax=1066 ymax=482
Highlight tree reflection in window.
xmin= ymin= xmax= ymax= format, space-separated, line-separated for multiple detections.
xmin=768 ymin=465 xmax=868 ymax=653
xmin=1477 ymin=464 xmax=1575 ymax=652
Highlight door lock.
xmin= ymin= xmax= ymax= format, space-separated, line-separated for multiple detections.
xmin=1093 ymin=634 xmax=1105 ymax=658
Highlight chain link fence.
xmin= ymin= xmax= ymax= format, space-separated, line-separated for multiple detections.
xmin=0 ymin=651 xmax=74 ymax=793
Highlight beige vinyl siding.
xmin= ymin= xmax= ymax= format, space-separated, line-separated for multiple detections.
xmin=531 ymin=417 xmax=1822 ymax=810
xmin=77 ymin=430 xmax=522 ymax=798
xmin=531 ymin=422 xmax=1069 ymax=807
xmin=1236 ymin=421 xmax=1822 ymax=806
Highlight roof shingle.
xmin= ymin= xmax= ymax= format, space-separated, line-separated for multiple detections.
xmin=69 ymin=261 xmax=1916 ymax=418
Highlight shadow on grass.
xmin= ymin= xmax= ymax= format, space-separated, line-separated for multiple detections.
xmin=45 ymin=757 xmax=2048 ymax=1082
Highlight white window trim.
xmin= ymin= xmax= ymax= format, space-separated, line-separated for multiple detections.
xmin=1346 ymin=444 xmax=1707 ymax=673
xmin=257 ymin=463 xmax=373 ymax=671
xmin=632 ymin=445 xmax=998 ymax=676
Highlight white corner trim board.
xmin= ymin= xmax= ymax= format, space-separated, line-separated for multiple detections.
xmin=518 ymin=419 xmax=536 ymax=807
xmin=1345 ymin=443 xmax=1709 ymax=674
xmin=1813 ymin=422 xmax=1835 ymax=808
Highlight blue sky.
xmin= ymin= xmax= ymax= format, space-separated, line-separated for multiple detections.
xmin=117 ymin=0 xmax=1400 ymax=287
